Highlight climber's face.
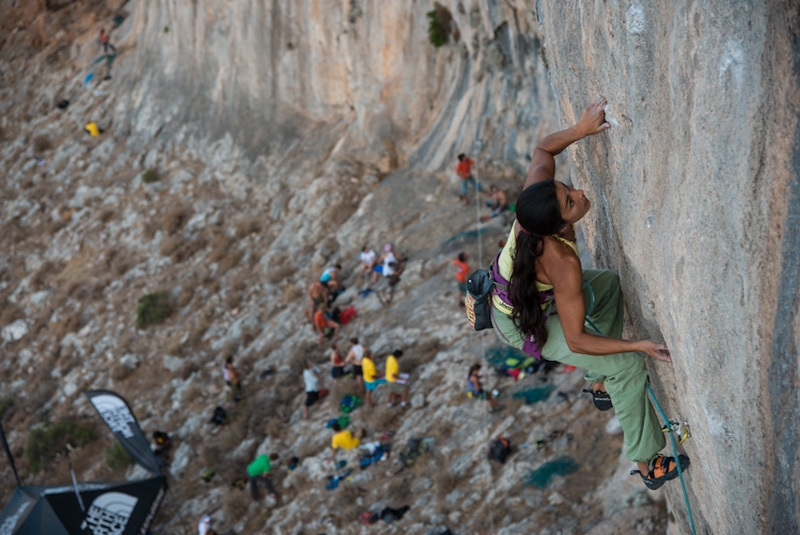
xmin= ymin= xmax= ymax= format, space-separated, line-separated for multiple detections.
xmin=555 ymin=181 xmax=590 ymax=224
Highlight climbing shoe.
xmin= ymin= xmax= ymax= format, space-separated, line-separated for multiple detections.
xmin=631 ymin=454 xmax=690 ymax=490
xmin=582 ymin=388 xmax=613 ymax=411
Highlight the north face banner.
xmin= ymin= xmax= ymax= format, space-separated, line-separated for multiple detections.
xmin=84 ymin=391 xmax=162 ymax=475
xmin=0 ymin=477 xmax=167 ymax=535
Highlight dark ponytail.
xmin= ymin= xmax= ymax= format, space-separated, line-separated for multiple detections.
xmin=508 ymin=180 xmax=565 ymax=343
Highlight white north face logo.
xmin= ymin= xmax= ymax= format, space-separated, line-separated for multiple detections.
xmin=80 ymin=492 xmax=138 ymax=535
xmin=91 ymin=395 xmax=137 ymax=438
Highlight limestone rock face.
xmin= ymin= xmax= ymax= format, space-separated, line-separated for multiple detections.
xmin=120 ymin=0 xmax=557 ymax=172
xmin=534 ymin=2 xmax=800 ymax=533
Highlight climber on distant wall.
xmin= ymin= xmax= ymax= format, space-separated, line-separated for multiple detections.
xmin=487 ymin=95 xmax=690 ymax=490
xmin=100 ymin=28 xmax=117 ymax=55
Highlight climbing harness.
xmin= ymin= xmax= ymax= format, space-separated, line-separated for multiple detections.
xmin=647 ymin=384 xmax=696 ymax=535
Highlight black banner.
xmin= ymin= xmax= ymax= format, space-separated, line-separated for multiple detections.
xmin=0 ymin=476 xmax=167 ymax=535
xmin=84 ymin=391 xmax=162 ymax=475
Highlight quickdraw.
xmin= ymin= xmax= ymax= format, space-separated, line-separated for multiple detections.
xmin=661 ymin=420 xmax=691 ymax=445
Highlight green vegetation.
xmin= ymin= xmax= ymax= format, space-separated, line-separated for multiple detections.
xmin=106 ymin=441 xmax=133 ymax=471
xmin=25 ymin=419 xmax=96 ymax=473
xmin=141 ymin=168 xmax=159 ymax=183
xmin=0 ymin=397 xmax=13 ymax=419
xmin=427 ymin=9 xmax=449 ymax=48
xmin=136 ymin=292 xmax=172 ymax=328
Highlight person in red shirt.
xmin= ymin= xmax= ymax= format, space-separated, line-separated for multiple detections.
xmin=99 ymin=29 xmax=117 ymax=54
xmin=453 ymin=252 xmax=470 ymax=306
xmin=314 ymin=304 xmax=340 ymax=346
xmin=456 ymin=153 xmax=483 ymax=205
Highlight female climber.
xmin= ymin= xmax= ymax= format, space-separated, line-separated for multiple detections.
xmin=490 ymin=96 xmax=689 ymax=490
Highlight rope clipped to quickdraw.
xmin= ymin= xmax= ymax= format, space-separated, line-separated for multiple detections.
xmin=647 ymin=384 xmax=696 ymax=535
xmin=584 ymin=312 xmax=696 ymax=535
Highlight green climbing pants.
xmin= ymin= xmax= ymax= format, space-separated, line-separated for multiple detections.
xmin=492 ymin=269 xmax=665 ymax=463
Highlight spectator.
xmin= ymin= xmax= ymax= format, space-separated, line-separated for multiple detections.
xmin=320 ymin=264 xmax=344 ymax=294
xmin=224 ymin=357 xmax=242 ymax=403
xmin=330 ymin=343 xmax=345 ymax=379
xmin=198 ymin=515 xmax=212 ymax=535
xmin=345 ymin=337 xmax=366 ymax=393
xmin=306 ymin=281 xmax=330 ymax=326
xmin=359 ymin=246 xmax=377 ymax=278
xmin=480 ymin=185 xmax=510 ymax=222
xmin=314 ymin=303 xmax=340 ymax=346
xmin=385 ymin=350 xmax=410 ymax=408
xmin=456 ymin=153 xmax=483 ymax=204
xmin=361 ymin=349 xmax=386 ymax=407
xmin=302 ymin=359 xmax=321 ymax=419
xmin=453 ymin=252 xmax=470 ymax=307
xmin=246 ymin=453 xmax=279 ymax=501
xmin=468 ymin=363 xmax=502 ymax=413
xmin=330 ymin=422 xmax=365 ymax=463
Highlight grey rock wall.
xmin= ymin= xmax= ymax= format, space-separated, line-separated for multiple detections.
xmin=534 ymin=1 xmax=800 ymax=533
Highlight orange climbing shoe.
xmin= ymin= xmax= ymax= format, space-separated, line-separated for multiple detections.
xmin=631 ymin=454 xmax=690 ymax=490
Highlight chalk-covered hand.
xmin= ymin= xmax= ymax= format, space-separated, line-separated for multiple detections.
xmin=639 ymin=341 xmax=672 ymax=363
xmin=576 ymin=96 xmax=610 ymax=137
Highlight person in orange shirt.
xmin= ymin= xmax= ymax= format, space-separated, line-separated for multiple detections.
xmin=453 ymin=252 xmax=469 ymax=306
xmin=456 ymin=153 xmax=483 ymax=205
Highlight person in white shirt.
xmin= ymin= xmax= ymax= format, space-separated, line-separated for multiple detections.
xmin=344 ymin=338 xmax=365 ymax=394
xmin=198 ymin=515 xmax=212 ymax=535
xmin=359 ymin=246 xmax=377 ymax=277
xmin=302 ymin=360 xmax=321 ymax=419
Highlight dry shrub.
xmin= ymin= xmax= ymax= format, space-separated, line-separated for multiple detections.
xmin=282 ymin=284 xmax=303 ymax=302
xmin=222 ymin=490 xmax=250 ymax=520
xmin=200 ymin=444 xmax=222 ymax=466
xmin=433 ymin=468 xmax=460 ymax=498
xmin=235 ymin=218 xmax=261 ymax=239
xmin=108 ymin=251 xmax=131 ymax=276
xmin=98 ymin=209 xmax=115 ymax=223
xmin=266 ymin=264 xmax=295 ymax=284
xmin=217 ymin=249 xmax=243 ymax=275
xmin=209 ymin=233 xmax=234 ymax=263
xmin=111 ymin=363 xmax=134 ymax=382
xmin=180 ymin=361 xmax=200 ymax=380
xmin=427 ymin=420 xmax=455 ymax=446
xmin=228 ymin=269 xmax=250 ymax=293
xmin=295 ymin=439 xmax=319 ymax=460
xmin=31 ymin=261 xmax=62 ymax=291
xmin=224 ymin=290 xmax=241 ymax=310
xmin=159 ymin=235 xmax=182 ymax=257
xmin=329 ymin=378 xmax=358 ymax=405
xmin=363 ymin=404 xmax=401 ymax=431
xmin=385 ymin=474 xmax=413 ymax=501
xmin=182 ymin=383 xmax=205 ymax=403
xmin=52 ymin=313 xmax=81 ymax=339
xmin=161 ymin=207 xmax=189 ymax=235
xmin=170 ymin=237 xmax=206 ymax=264
xmin=32 ymin=134 xmax=52 ymax=153
xmin=0 ymin=303 xmax=21 ymax=327
xmin=335 ymin=485 xmax=364 ymax=523
xmin=141 ymin=219 xmax=160 ymax=240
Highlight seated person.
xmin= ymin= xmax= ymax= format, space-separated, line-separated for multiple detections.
xmin=305 ymin=281 xmax=330 ymax=325
xmin=320 ymin=264 xmax=344 ymax=294
xmin=314 ymin=303 xmax=340 ymax=346
xmin=330 ymin=422 xmax=365 ymax=462
xmin=481 ymin=185 xmax=510 ymax=222
xmin=371 ymin=244 xmax=407 ymax=284
xmin=359 ymin=246 xmax=377 ymax=278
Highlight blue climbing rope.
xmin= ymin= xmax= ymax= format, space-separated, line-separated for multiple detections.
xmin=647 ymin=383 xmax=697 ymax=535
xmin=583 ymin=313 xmax=696 ymax=534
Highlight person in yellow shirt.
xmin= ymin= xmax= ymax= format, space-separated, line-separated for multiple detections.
xmin=385 ymin=350 xmax=409 ymax=408
xmin=361 ymin=350 xmax=385 ymax=407
xmin=83 ymin=121 xmax=103 ymax=137
xmin=330 ymin=422 xmax=365 ymax=463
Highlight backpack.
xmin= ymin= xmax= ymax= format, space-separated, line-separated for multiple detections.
xmin=487 ymin=436 xmax=512 ymax=464
xmin=359 ymin=511 xmax=379 ymax=524
xmin=210 ymin=406 xmax=227 ymax=426
xmin=340 ymin=394 xmax=362 ymax=414
xmin=465 ymin=268 xmax=494 ymax=331
xmin=465 ymin=253 xmax=506 ymax=332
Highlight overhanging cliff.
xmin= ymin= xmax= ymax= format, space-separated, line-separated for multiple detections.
xmin=535 ymin=1 xmax=800 ymax=533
